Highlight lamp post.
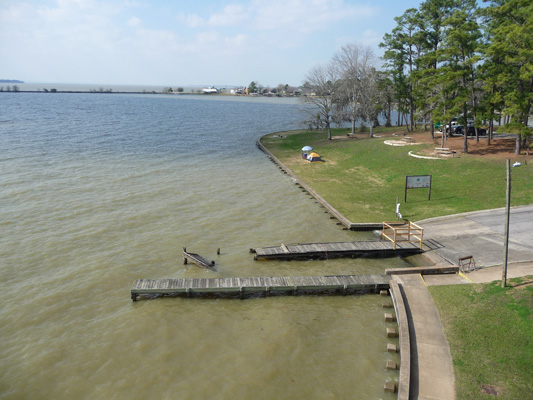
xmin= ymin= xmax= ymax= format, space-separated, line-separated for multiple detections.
xmin=502 ymin=158 xmax=514 ymax=288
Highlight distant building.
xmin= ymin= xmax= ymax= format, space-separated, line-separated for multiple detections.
xmin=202 ymin=86 xmax=219 ymax=94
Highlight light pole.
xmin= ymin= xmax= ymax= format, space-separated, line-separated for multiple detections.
xmin=502 ymin=159 xmax=510 ymax=287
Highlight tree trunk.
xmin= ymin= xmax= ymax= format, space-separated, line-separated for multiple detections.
xmin=397 ymin=109 xmax=401 ymax=126
xmin=463 ymin=106 xmax=469 ymax=154
xmin=430 ymin=119 xmax=435 ymax=139
xmin=515 ymin=133 xmax=521 ymax=154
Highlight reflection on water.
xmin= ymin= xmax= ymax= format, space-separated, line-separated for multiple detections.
xmin=0 ymin=92 xmax=402 ymax=399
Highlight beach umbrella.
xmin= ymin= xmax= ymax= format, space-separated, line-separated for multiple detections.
xmin=302 ymin=146 xmax=313 ymax=151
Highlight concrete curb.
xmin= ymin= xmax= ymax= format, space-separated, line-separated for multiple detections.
xmin=389 ymin=281 xmax=410 ymax=400
xmin=415 ymin=204 xmax=532 ymax=225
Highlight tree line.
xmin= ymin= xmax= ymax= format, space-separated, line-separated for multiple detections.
xmin=302 ymin=0 xmax=532 ymax=154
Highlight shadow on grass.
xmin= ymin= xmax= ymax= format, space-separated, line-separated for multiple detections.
xmin=404 ymin=196 xmax=457 ymax=204
xmin=509 ymin=277 xmax=533 ymax=288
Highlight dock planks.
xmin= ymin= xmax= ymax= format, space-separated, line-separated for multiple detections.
xmin=251 ymin=240 xmax=423 ymax=260
xmin=131 ymin=274 xmax=391 ymax=301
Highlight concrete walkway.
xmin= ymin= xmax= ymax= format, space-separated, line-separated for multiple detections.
xmin=392 ymin=205 xmax=533 ymax=399
xmin=423 ymin=261 xmax=533 ymax=286
xmin=393 ymin=262 xmax=533 ymax=400
xmin=393 ymin=274 xmax=456 ymax=400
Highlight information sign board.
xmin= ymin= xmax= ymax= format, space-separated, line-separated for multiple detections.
xmin=406 ymin=175 xmax=431 ymax=188
xmin=405 ymin=175 xmax=432 ymax=202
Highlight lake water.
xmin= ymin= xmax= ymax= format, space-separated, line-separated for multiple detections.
xmin=0 ymin=92 xmax=406 ymax=399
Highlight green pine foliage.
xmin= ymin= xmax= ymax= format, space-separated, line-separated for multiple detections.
xmin=379 ymin=0 xmax=532 ymax=153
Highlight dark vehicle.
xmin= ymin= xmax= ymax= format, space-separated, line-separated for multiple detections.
xmin=447 ymin=125 xmax=463 ymax=135
xmin=456 ymin=126 xmax=487 ymax=136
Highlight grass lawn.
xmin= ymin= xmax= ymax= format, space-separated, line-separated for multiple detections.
xmin=261 ymin=128 xmax=533 ymax=222
xmin=429 ymin=277 xmax=533 ymax=399
xmin=262 ymin=127 xmax=533 ymax=398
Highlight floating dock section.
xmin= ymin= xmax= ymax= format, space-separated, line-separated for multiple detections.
xmin=131 ymin=274 xmax=391 ymax=301
xmin=250 ymin=240 xmax=423 ymax=260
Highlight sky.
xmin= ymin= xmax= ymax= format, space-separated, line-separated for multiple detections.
xmin=0 ymin=0 xmax=427 ymax=87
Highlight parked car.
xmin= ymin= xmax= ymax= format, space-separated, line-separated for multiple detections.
xmin=456 ymin=126 xmax=487 ymax=136
xmin=447 ymin=124 xmax=463 ymax=135
xmin=445 ymin=121 xmax=459 ymax=133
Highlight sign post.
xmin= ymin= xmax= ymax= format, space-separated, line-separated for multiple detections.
xmin=405 ymin=175 xmax=432 ymax=202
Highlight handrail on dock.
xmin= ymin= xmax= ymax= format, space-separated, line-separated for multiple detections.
xmin=381 ymin=221 xmax=424 ymax=250
xmin=183 ymin=248 xmax=215 ymax=269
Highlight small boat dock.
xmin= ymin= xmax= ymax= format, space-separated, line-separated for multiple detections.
xmin=250 ymin=240 xmax=423 ymax=260
xmin=131 ymin=274 xmax=391 ymax=301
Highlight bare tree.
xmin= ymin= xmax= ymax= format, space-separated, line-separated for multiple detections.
xmin=301 ymin=62 xmax=338 ymax=140
xmin=333 ymin=43 xmax=379 ymax=137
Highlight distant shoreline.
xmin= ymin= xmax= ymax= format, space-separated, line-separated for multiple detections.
xmin=0 ymin=90 xmax=300 ymax=98
xmin=0 ymin=90 xmax=176 ymax=95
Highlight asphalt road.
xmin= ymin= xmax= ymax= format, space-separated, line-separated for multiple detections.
xmin=417 ymin=205 xmax=533 ymax=267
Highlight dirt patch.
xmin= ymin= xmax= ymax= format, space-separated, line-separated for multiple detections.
xmin=345 ymin=167 xmax=386 ymax=185
xmin=330 ymin=131 xmax=530 ymax=161
xmin=510 ymin=276 xmax=533 ymax=289
xmin=481 ymin=383 xmax=500 ymax=396
xmin=331 ymin=135 xmax=360 ymax=140
xmin=394 ymin=132 xmax=528 ymax=160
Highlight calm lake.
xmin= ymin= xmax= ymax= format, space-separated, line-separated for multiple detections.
xmin=0 ymin=92 xmax=407 ymax=399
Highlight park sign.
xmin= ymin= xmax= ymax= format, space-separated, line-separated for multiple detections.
xmin=405 ymin=175 xmax=432 ymax=202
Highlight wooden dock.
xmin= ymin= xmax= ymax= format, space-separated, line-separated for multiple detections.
xmin=131 ymin=274 xmax=391 ymax=301
xmin=250 ymin=240 xmax=423 ymax=260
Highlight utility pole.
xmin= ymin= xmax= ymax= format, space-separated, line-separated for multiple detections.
xmin=502 ymin=159 xmax=511 ymax=288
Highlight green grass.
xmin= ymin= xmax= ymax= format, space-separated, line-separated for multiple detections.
xmin=263 ymin=128 xmax=533 ymax=397
xmin=429 ymin=278 xmax=533 ymax=399
xmin=261 ymin=128 xmax=533 ymax=222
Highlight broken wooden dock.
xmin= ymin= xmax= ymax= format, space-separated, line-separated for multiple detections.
xmin=250 ymin=240 xmax=423 ymax=260
xmin=131 ymin=274 xmax=391 ymax=301
xmin=183 ymin=248 xmax=215 ymax=269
